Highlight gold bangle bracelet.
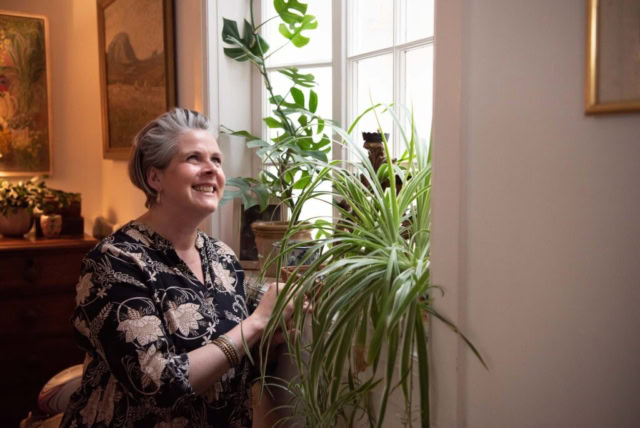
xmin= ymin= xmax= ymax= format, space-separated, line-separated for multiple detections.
xmin=218 ymin=335 xmax=240 ymax=366
xmin=213 ymin=338 xmax=235 ymax=367
xmin=213 ymin=336 xmax=239 ymax=367
xmin=220 ymin=334 xmax=240 ymax=359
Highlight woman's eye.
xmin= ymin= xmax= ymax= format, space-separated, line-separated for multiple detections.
xmin=187 ymin=154 xmax=199 ymax=161
xmin=212 ymin=157 xmax=222 ymax=165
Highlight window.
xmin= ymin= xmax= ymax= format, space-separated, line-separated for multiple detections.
xmin=257 ymin=0 xmax=434 ymax=221
xmin=346 ymin=0 xmax=434 ymax=157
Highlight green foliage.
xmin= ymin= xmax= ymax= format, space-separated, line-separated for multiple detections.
xmin=0 ymin=175 xmax=45 ymax=216
xmin=0 ymin=175 xmax=78 ymax=216
xmin=258 ymin=106 xmax=486 ymax=427
xmin=220 ymin=0 xmax=329 ymax=220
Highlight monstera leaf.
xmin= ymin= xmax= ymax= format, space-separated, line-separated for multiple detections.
xmin=221 ymin=18 xmax=269 ymax=62
xmin=274 ymin=0 xmax=308 ymax=24
xmin=278 ymin=67 xmax=316 ymax=88
xmin=279 ymin=14 xmax=318 ymax=48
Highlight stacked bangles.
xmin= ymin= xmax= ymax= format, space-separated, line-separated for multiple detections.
xmin=212 ymin=334 xmax=240 ymax=367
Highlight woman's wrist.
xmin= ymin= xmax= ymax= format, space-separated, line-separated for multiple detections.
xmin=245 ymin=312 xmax=268 ymax=338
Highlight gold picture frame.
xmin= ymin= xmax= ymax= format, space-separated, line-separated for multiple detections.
xmin=585 ymin=0 xmax=640 ymax=114
xmin=0 ymin=11 xmax=53 ymax=177
xmin=97 ymin=0 xmax=176 ymax=159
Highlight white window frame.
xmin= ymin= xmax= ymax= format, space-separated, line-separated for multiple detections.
xmin=252 ymin=0 xmax=434 ymax=172
xmin=344 ymin=0 xmax=434 ymax=158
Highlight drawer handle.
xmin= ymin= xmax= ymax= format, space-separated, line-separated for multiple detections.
xmin=23 ymin=258 xmax=40 ymax=283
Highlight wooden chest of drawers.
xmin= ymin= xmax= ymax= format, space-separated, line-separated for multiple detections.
xmin=0 ymin=235 xmax=97 ymax=426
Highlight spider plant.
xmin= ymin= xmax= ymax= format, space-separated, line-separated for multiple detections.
xmin=258 ymin=105 xmax=486 ymax=428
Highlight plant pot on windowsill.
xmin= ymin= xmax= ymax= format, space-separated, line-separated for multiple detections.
xmin=250 ymin=221 xmax=313 ymax=278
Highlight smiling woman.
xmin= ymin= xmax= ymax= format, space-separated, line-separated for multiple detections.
xmin=59 ymin=108 xmax=295 ymax=428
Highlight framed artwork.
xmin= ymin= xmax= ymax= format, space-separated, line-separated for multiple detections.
xmin=232 ymin=199 xmax=284 ymax=270
xmin=0 ymin=11 xmax=52 ymax=177
xmin=585 ymin=0 xmax=640 ymax=114
xmin=97 ymin=0 xmax=176 ymax=159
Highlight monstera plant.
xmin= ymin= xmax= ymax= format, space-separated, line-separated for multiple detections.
xmin=220 ymin=0 xmax=331 ymax=222
xmin=259 ymin=105 xmax=487 ymax=428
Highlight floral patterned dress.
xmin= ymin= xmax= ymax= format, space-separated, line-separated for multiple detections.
xmin=60 ymin=221 xmax=255 ymax=428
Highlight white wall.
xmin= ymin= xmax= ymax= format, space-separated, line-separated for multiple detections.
xmin=205 ymin=1 xmax=254 ymax=250
xmin=431 ymin=1 xmax=640 ymax=427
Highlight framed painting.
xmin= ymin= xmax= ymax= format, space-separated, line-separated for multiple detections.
xmin=585 ymin=0 xmax=640 ymax=114
xmin=97 ymin=0 xmax=176 ymax=159
xmin=232 ymin=199 xmax=285 ymax=270
xmin=0 ymin=11 xmax=52 ymax=177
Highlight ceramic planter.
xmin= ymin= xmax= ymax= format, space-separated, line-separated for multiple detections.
xmin=0 ymin=208 xmax=34 ymax=237
xmin=250 ymin=221 xmax=312 ymax=277
xmin=40 ymin=213 xmax=62 ymax=238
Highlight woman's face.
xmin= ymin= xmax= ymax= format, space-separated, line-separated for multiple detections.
xmin=150 ymin=130 xmax=226 ymax=218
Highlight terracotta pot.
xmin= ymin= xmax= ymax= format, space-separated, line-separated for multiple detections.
xmin=250 ymin=221 xmax=312 ymax=278
xmin=0 ymin=208 xmax=34 ymax=237
xmin=40 ymin=214 xmax=62 ymax=238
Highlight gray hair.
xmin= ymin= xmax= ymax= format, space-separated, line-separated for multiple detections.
xmin=128 ymin=108 xmax=215 ymax=208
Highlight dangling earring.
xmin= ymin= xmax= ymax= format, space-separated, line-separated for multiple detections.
xmin=156 ymin=191 xmax=162 ymax=205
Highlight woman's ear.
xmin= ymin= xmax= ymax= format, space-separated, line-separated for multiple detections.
xmin=146 ymin=167 xmax=163 ymax=193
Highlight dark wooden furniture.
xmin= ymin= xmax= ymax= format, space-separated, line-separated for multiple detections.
xmin=0 ymin=234 xmax=97 ymax=426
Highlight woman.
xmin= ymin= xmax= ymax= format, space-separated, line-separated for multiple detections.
xmin=61 ymin=108 xmax=289 ymax=427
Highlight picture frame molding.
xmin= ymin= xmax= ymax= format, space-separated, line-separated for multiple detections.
xmin=585 ymin=0 xmax=640 ymax=114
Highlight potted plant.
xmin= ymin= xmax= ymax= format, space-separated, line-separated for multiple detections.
xmin=34 ymin=186 xmax=80 ymax=238
xmin=0 ymin=176 xmax=46 ymax=237
xmin=220 ymin=0 xmax=330 ymax=275
xmin=260 ymin=106 xmax=486 ymax=427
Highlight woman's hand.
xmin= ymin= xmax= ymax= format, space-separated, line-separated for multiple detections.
xmin=251 ymin=281 xmax=295 ymax=330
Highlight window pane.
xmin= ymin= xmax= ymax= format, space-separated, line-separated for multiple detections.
xmin=350 ymin=0 xmax=393 ymax=55
xmin=297 ymin=180 xmax=332 ymax=226
xmin=264 ymin=0 xmax=332 ymax=67
xmin=400 ymin=0 xmax=434 ymax=42
xmin=352 ymin=54 xmax=393 ymax=152
xmin=404 ymin=45 xmax=433 ymax=152
xmin=264 ymin=66 xmax=332 ymax=155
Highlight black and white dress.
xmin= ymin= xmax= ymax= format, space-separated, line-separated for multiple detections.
xmin=61 ymin=221 xmax=254 ymax=428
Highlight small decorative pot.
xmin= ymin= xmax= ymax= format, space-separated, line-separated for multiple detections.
xmin=0 ymin=208 xmax=34 ymax=237
xmin=40 ymin=214 xmax=62 ymax=238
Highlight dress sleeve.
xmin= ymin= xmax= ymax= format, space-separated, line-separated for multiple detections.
xmin=71 ymin=241 xmax=196 ymax=406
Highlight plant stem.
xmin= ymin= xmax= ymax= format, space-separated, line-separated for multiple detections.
xmin=251 ymin=0 xmax=301 ymax=220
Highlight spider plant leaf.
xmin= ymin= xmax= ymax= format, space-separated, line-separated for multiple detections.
xmin=415 ymin=311 xmax=430 ymax=428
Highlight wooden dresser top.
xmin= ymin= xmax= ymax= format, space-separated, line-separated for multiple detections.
xmin=0 ymin=234 xmax=98 ymax=254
